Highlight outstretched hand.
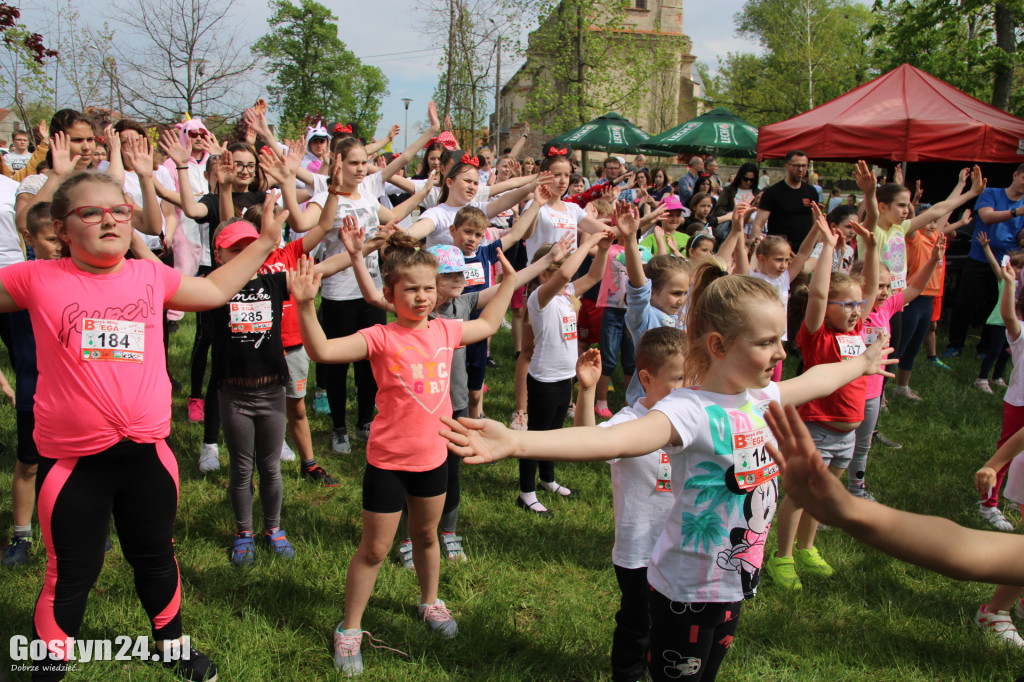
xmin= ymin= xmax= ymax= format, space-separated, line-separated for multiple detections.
xmin=764 ymin=402 xmax=852 ymax=527
xmin=339 ymin=215 xmax=365 ymax=254
xmin=575 ymin=348 xmax=602 ymax=390
xmin=862 ymin=333 xmax=897 ymax=377
xmin=440 ymin=415 xmax=519 ymax=464
xmin=287 ymin=254 xmax=323 ymax=305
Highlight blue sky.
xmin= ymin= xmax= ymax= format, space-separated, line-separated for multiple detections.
xmin=23 ymin=0 xmax=760 ymax=140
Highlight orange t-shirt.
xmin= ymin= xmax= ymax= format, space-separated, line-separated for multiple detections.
xmin=906 ymin=230 xmax=944 ymax=297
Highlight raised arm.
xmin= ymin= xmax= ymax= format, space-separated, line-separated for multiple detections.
xmin=507 ymin=122 xmax=530 ymax=160
xmin=462 ymin=249 xmax=519 ymax=344
xmin=567 ymin=230 xmax=613 ymax=300
xmin=618 ymin=202 xmax=647 ymax=288
xmin=168 ymin=192 xmax=284 ymax=311
xmin=500 ymin=188 xmax=543 ymax=251
xmin=365 ymin=124 xmax=400 ymax=156
xmin=850 ymin=215 xmax=880 ymax=309
xmin=124 ymin=136 xmax=163 ymax=237
xmin=388 ymin=171 xmax=439 ymax=222
xmin=159 ymin=131 xmax=208 ymax=220
xmin=788 ymin=206 xmax=822 ymax=277
xmin=852 ymin=160 xmax=878 ymax=232
xmin=998 ymin=259 xmax=1022 ymax=340
xmin=802 ymin=209 xmax=837 ymax=335
xmin=977 ymin=231 xmax=1001 ymax=275
xmin=339 ymin=218 xmax=392 ymax=311
xmin=260 ymin=144 xmax=310 ymax=234
xmin=289 ymin=255 xmax=372 ymax=363
xmin=485 ymin=172 xmax=552 ymax=219
xmin=574 ymin=348 xmax=601 ymax=427
xmin=103 ymin=125 xmax=125 ymax=186
xmin=908 ymin=166 xmax=986 ymax=234
xmin=15 ymin=132 xmax=76 ymax=231
xmin=380 ymin=102 xmax=440 ymax=184
xmin=717 ymin=202 xmax=751 ymax=268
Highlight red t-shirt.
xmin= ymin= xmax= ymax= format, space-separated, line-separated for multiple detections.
xmin=259 ymin=239 xmax=304 ymax=348
xmin=796 ymin=320 xmax=867 ymax=424
xmin=358 ymin=318 xmax=463 ymax=471
xmin=0 ymin=258 xmax=181 ymax=458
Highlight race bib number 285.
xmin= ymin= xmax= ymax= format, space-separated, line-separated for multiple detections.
xmin=81 ymin=318 xmax=145 ymax=363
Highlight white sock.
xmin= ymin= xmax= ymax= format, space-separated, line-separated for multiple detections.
xmin=541 ymin=480 xmax=572 ymax=496
xmin=13 ymin=524 xmax=31 ymax=537
xmin=595 ymin=400 xmax=609 ymax=411
xmin=519 ymin=491 xmax=547 ymax=509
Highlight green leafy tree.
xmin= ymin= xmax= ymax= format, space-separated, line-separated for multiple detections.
xmin=703 ymin=0 xmax=874 ymax=128
xmin=869 ymin=0 xmax=1024 ymax=113
xmin=254 ymin=0 xmax=389 ymax=136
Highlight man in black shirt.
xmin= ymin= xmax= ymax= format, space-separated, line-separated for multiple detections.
xmin=751 ymin=150 xmax=820 ymax=246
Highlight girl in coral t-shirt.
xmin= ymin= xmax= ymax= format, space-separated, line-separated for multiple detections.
xmin=290 ymin=231 xmax=519 ymax=677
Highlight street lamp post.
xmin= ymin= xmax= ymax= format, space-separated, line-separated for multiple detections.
xmin=401 ymin=98 xmax=412 ymax=151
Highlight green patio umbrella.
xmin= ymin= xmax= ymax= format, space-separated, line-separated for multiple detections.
xmin=543 ymin=111 xmax=653 ymax=154
xmin=642 ymin=107 xmax=759 ymax=157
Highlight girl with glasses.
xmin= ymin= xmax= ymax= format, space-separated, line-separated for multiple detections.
xmin=766 ymin=201 xmax=881 ymax=591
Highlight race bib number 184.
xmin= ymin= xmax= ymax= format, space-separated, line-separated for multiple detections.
xmin=81 ymin=318 xmax=145 ymax=363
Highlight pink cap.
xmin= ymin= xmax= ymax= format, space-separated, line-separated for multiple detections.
xmin=216 ymin=220 xmax=260 ymax=249
xmin=660 ymin=195 xmax=684 ymax=212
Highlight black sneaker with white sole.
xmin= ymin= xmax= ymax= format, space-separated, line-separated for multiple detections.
xmin=161 ymin=644 xmax=218 ymax=681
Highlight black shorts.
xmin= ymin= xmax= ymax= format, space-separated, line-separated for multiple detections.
xmin=362 ymin=460 xmax=448 ymax=513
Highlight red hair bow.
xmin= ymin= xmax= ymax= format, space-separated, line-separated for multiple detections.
xmin=547 ymin=146 xmax=568 ymax=157
xmin=426 ymin=130 xmax=457 ymax=151
xmin=461 ymin=153 xmax=479 ymax=167
xmin=334 ymin=123 xmax=353 ymax=134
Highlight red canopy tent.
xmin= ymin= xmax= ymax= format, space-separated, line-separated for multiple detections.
xmin=757 ymin=64 xmax=1024 ymax=163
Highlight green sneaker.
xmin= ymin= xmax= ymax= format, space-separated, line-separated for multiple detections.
xmin=793 ymin=546 xmax=834 ymax=577
xmin=765 ymin=552 xmax=803 ymax=590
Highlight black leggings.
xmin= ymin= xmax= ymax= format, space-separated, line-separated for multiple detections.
xmin=647 ymin=588 xmax=742 ymax=682
xmin=188 ymin=270 xmax=215 ymax=400
xmin=319 ymin=298 xmax=385 ymax=430
xmin=33 ymin=441 xmax=181 ymax=680
xmin=520 ymin=374 xmax=572 ymax=493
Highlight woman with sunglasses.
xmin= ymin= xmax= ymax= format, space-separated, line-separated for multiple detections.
xmin=711 ymin=162 xmax=758 ymax=224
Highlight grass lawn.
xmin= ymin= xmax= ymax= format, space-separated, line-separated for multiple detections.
xmin=0 ymin=317 xmax=1021 ymax=681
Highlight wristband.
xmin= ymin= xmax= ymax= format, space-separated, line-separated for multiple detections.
xmin=1012 ymin=207 xmax=1019 ymax=218
xmin=176 ymin=166 xmax=188 ymax=170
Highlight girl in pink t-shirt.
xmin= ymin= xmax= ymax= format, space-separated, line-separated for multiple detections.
xmin=0 ymin=172 xmax=283 ymax=680
xmin=289 ymin=231 xmax=519 ymax=677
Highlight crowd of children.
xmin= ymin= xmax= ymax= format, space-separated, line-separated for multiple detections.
xmin=3 ymin=103 xmax=1024 ymax=682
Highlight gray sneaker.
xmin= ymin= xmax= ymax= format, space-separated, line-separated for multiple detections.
xmin=2 ymin=536 xmax=31 ymax=567
xmin=333 ymin=627 xmax=364 ymax=677
xmin=332 ymin=429 xmax=351 ymax=455
xmin=354 ymin=423 xmax=371 ymax=442
xmin=418 ymin=599 xmax=458 ymax=638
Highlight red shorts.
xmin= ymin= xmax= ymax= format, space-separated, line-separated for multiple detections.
xmin=931 ymin=296 xmax=942 ymax=323
xmin=511 ymin=284 xmax=526 ymax=310
xmin=578 ymin=299 xmax=604 ymax=345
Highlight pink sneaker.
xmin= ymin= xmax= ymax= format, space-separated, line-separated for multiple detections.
xmin=187 ymin=398 xmax=204 ymax=423
xmin=595 ymin=406 xmax=613 ymax=419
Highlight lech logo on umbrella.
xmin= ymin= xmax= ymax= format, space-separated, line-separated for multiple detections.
xmin=666 ymin=122 xmax=701 ymax=142
xmin=717 ymin=124 xmax=734 ymax=144
xmin=566 ymin=125 xmax=598 ymax=142
xmin=609 ymin=126 xmax=625 ymax=144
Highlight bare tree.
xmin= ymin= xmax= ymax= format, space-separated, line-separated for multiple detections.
xmin=109 ymin=0 xmax=256 ymax=121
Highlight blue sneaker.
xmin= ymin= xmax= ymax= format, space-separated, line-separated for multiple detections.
xmin=940 ymin=348 xmax=962 ymax=359
xmin=313 ymin=389 xmax=331 ymax=415
xmin=231 ymin=531 xmax=255 ymax=566
xmin=2 ymin=536 xmax=31 ymax=567
xmin=927 ymin=357 xmax=953 ymax=370
xmin=263 ymin=528 xmax=295 ymax=558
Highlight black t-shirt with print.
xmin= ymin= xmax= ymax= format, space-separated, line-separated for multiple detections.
xmin=210 ymin=271 xmax=288 ymax=387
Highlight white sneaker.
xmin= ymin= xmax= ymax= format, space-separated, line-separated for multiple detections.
xmin=975 ymin=378 xmax=995 ymax=395
xmin=280 ymin=441 xmax=296 ymax=462
xmin=977 ymin=502 xmax=1015 ymax=531
xmin=332 ymin=429 xmax=351 ymax=455
xmin=975 ymin=605 xmax=1024 ymax=647
xmin=198 ymin=443 xmax=220 ymax=472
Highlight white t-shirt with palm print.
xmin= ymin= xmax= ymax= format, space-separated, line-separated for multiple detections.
xmin=648 ymin=382 xmax=781 ymax=603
